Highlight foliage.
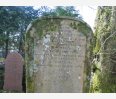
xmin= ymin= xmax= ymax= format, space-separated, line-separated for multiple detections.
xmin=38 ymin=6 xmax=82 ymax=19
xmin=90 ymin=6 xmax=116 ymax=93
xmin=0 ymin=6 xmax=39 ymax=57
xmin=90 ymin=68 xmax=116 ymax=93
xmin=0 ymin=58 xmax=5 ymax=62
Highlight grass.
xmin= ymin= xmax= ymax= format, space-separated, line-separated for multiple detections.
xmin=0 ymin=58 xmax=5 ymax=62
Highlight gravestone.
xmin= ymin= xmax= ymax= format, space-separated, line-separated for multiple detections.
xmin=3 ymin=52 xmax=24 ymax=92
xmin=26 ymin=17 xmax=93 ymax=92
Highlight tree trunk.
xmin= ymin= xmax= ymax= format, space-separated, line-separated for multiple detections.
xmin=19 ymin=25 xmax=24 ymax=56
xmin=19 ymin=32 xmax=23 ymax=53
xmin=5 ymin=32 xmax=9 ymax=58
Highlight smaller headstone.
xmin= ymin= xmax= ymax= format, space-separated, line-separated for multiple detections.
xmin=3 ymin=52 xmax=24 ymax=92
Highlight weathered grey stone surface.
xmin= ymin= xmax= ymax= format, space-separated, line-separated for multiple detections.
xmin=26 ymin=17 xmax=93 ymax=92
xmin=3 ymin=52 xmax=24 ymax=91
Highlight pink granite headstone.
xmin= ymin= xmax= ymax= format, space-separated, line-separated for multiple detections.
xmin=3 ymin=52 xmax=24 ymax=91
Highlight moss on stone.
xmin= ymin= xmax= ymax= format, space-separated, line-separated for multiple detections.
xmin=70 ymin=21 xmax=92 ymax=37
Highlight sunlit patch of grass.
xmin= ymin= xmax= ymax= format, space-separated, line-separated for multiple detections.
xmin=0 ymin=58 xmax=5 ymax=62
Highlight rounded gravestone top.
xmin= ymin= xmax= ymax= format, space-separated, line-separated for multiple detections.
xmin=26 ymin=16 xmax=93 ymax=37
